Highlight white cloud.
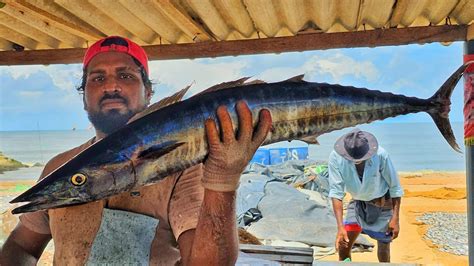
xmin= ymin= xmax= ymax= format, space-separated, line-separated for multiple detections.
xmin=392 ymin=78 xmax=420 ymax=93
xmin=19 ymin=91 xmax=44 ymax=97
xmin=255 ymin=53 xmax=379 ymax=83
xmin=311 ymin=54 xmax=379 ymax=82
xmin=49 ymin=66 xmax=83 ymax=91
xmin=255 ymin=67 xmax=304 ymax=82
xmin=148 ymin=59 xmax=248 ymax=97
xmin=0 ymin=64 xmax=82 ymax=91
xmin=0 ymin=65 xmax=45 ymax=79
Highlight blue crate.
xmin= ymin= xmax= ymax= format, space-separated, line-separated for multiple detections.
xmin=250 ymin=148 xmax=270 ymax=165
xmin=269 ymin=147 xmax=309 ymax=165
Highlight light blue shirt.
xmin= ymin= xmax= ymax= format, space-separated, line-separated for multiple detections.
xmin=328 ymin=146 xmax=404 ymax=201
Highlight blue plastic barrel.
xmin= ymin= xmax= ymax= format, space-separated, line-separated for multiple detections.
xmin=250 ymin=148 xmax=270 ymax=165
xmin=269 ymin=147 xmax=309 ymax=165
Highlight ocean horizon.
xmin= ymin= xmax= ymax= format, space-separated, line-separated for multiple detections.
xmin=0 ymin=122 xmax=466 ymax=181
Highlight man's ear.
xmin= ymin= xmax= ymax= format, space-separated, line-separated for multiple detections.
xmin=82 ymin=94 xmax=88 ymax=111
xmin=145 ymin=87 xmax=152 ymax=105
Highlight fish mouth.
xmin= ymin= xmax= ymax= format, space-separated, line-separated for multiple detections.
xmin=11 ymin=197 xmax=85 ymax=214
xmin=10 ymin=187 xmax=86 ymax=214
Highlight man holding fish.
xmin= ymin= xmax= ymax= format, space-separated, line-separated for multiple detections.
xmin=329 ymin=129 xmax=403 ymax=262
xmin=0 ymin=36 xmax=272 ymax=265
xmin=1 ymin=31 xmax=467 ymax=264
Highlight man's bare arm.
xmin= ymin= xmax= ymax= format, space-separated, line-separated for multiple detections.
xmin=331 ymin=198 xmax=345 ymax=229
xmin=331 ymin=198 xmax=349 ymax=250
xmin=179 ymin=190 xmax=238 ymax=266
xmin=388 ymin=197 xmax=401 ymax=239
xmin=391 ymin=197 xmax=401 ymax=218
xmin=178 ymin=101 xmax=271 ymax=265
xmin=0 ymin=223 xmax=51 ymax=265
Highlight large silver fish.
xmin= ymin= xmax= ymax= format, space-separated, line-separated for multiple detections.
xmin=11 ymin=65 xmax=467 ymax=214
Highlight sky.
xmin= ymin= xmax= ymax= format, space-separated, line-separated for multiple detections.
xmin=0 ymin=41 xmax=467 ymax=131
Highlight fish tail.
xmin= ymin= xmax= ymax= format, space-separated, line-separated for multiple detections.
xmin=426 ymin=64 xmax=468 ymax=153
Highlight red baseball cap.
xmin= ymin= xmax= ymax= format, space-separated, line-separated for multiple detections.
xmin=83 ymin=36 xmax=149 ymax=75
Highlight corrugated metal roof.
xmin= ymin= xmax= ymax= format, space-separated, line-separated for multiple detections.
xmin=0 ymin=0 xmax=472 ymax=52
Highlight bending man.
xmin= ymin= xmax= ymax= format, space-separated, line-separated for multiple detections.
xmin=328 ymin=128 xmax=403 ymax=262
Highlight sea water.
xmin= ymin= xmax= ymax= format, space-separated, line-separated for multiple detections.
xmin=0 ymin=122 xmax=466 ymax=181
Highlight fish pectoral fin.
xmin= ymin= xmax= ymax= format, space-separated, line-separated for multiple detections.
xmin=299 ymin=136 xmax=320 ymax=145
xmin=137 ymin=141 xmax=186 ymax=160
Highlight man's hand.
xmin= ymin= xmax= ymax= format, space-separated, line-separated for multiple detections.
xmin=335 ymin=227 xmax=349 ymax=251
xmin=202 ymin=100 xmax=272 ymax=192
xmin=387 ymin=217 xmax=400 ymax=240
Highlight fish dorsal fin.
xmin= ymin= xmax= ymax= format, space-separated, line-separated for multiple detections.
xmin=137 ymin=141 xmax=185 ymax=161
xmin=195 ymin=77 xmax=251 ymax=96
xmin=243 ymin=79 xmax=266 ymax=85
xmin=299 ymin=135 xmax=320 ymax=145
xmin=128 ymin=84 xmax=192 ymax=123
xmin=283 ymin=74 xmax=305 ymax=83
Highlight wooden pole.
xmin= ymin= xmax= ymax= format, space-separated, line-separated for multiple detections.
xmin=464 ymin=40 xmax=474 ymax=266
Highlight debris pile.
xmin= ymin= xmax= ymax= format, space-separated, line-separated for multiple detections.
xmin=237 ymin=160 xmax=373 ymax=257
xmin=418 ymin=212 xmax=468 ymax=256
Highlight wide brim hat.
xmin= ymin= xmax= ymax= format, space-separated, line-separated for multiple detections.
xmin=334 ymin=128 xmax=378 ymax=163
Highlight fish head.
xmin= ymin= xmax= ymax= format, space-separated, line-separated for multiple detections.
xmin=10 ymin=161 xmax=136 ymax=214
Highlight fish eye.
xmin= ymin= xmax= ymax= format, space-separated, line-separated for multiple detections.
xmin=71 ymin=173 xmax=87 ymax=186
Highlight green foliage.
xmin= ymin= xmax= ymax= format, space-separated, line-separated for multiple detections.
xmin=0 ymin=152 xmax=28 ymax=174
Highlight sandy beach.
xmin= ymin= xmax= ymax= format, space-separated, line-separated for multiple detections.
xmin=319 ymin=171 xmax=468 ymax=265
xmin=0 ymin=171 xmax=468 ymax=265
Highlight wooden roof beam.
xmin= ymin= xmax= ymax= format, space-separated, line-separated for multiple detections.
xmin=88 ymin=0 xmax=158 ymax=44
xmin=451 ymin=0 xmax=474 ymax=24
xmin=276 ymin=0 xmax=308 ymax=34
xmin=468 ymin=23 xmax=474 ymax=41
xmin=337 ymin=0 xmax=360 ymax=31
xmin=118 ymin=0 xmax=189 ymax=44
xmin=357 ymin=0 xmax=394 ymax=29
xmin=0 ymin=12 xmax=60 ymax=49
xmin=0 ymin=27 xmax=39 ymax=50
xmin=0 ymin=25 xmax=467 ymax=65
xmin=423 ymin=1 xmax=458 ymax=25
xmin=307 ymin=1 xmax=337 ymax=32
xmin=213 ymin=0 xmax=255 ymax=38
xmin=187 ymin=0 xmax=231 ymax=40
xmin=244 ymin=0 xmax=280 ymax=37
xmin=1 ymin=2 xmax=86 ymax=48
xmin=146 ymin=25 xmax=467 ymax=59
xmin=0 ymin=37 xmax=14 ymax=51
xmin=54 ymin=0 xmax=140 ymax=45
xmin=5 ymin=0 xmax=103 ymax=40
xmin=154 ymin=0 xmax=212 ymax=42
xmin=389 ymin=0 xmax=425 ymax=27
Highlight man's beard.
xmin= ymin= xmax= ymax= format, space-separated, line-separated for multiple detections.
xmin=87 ymin=109 xmax=136 ymax=135
xmin=87 ymin=93 xmax=146 ymax=135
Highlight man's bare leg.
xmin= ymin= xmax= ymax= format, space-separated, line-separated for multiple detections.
xmin=338 ymin=231 xmax=360 ymax=261
xmin=377 ymin=240 xmax=390 ymax=262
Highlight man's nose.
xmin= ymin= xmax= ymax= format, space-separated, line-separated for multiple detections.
xmin=103 ymin=76 xmax=121 ymax=93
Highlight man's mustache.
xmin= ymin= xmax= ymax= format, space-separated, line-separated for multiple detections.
xmin=100 ymin=94 xmax=128 ymax=106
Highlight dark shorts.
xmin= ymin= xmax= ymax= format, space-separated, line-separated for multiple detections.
xmin=344 ymin=198 xmax=393 ymax=243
